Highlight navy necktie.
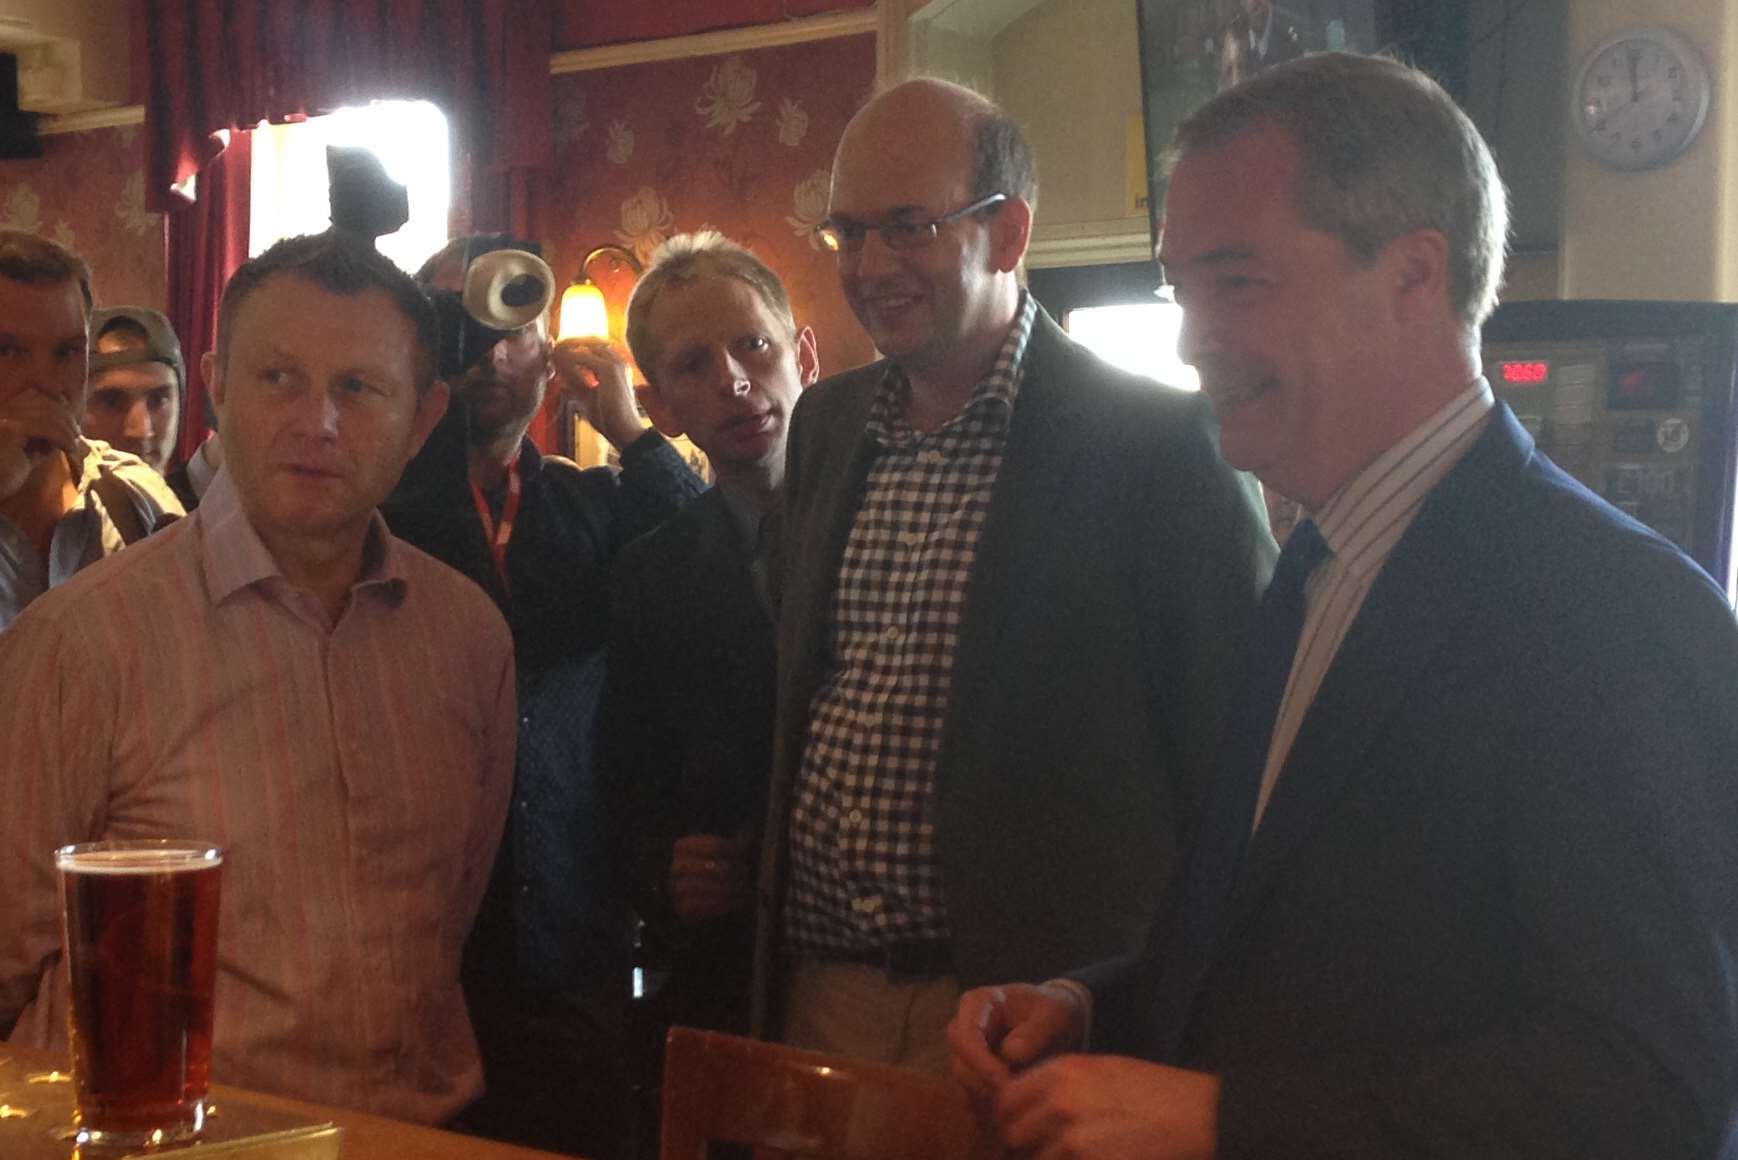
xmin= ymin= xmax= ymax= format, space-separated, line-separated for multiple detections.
xmin=1149 ymin=518 xmax=1330 ymax=1059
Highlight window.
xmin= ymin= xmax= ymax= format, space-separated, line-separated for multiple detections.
xmin=249 ymin=100 xmax=451 ymax=275
xmin=1065 ymin=302 xmax=1199 ymax=391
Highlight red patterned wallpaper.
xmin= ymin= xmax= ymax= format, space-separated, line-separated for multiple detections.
xmin=0 ymin=126 xmax=167 ymax=312
xmin=542 ymin=32 xmax=878 ymax=386
xmin=556 ymin=1 xmax=875 ymax=50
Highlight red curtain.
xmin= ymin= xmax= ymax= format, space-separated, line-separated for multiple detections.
xmin=142 ymin=0 xmax=554 ymax=213
xmin=167 ymin=131 xmax=253 ymax=461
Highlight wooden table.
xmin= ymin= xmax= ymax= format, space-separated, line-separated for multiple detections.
xmin=0 ymin=1044 xmax=576 ymax=1159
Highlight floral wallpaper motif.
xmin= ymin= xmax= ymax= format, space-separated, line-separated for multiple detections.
xmin=545 ymin=33 xmax=876 ymax=393
xmin=615 ymin=186 xmax=677 ymax=264
xmin=0 ymin=126 xmax=166 ymax=311
xmin=786 ymin=169 xmax=830 ymax=248
xmin=776 ymin=99 xmax=809 ymax=147
xmin=695 ymin=56 xmax=764 ymax=136
xmin=606 ymin=121 xmax=635 ymax=165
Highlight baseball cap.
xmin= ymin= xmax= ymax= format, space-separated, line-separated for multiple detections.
xmin=88 ymin=307 xmax=186 ymax=401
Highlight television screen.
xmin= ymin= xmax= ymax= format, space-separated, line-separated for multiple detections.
xmin=1136 ymin=1 xmax=1474 ymax=249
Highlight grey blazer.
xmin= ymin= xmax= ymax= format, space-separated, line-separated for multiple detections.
xmin=752 ymin=307 xmax=1275 ymax=1032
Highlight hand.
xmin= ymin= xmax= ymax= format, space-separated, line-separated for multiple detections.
xmin=998 ymin=1054 xmax=1220 ymax=1160
xmin=0 ymin=390 xmax=79 ymax=501
xmin=949 ymin=982 xmax=1088 ymax=1107
xmin=550 ymin=337 xmax=647 ymax=452
xmin=668 ymin=829 xmax=755 ymax=923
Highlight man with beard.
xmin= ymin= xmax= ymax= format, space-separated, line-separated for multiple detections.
xmin=386 ymin=234 xmax=702 ymax=1157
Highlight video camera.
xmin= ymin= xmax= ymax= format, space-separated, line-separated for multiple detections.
xmin=426 ymin=247 xmax=556 ymax=380
xmin=325 ymin=145 xmax=556 ymax=380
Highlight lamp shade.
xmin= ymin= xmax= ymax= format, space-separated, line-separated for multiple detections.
xmin=558 ymin=281 xmax=610 ymax=341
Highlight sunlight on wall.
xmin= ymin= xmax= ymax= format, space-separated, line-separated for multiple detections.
xmin=249 ymin=100 xmax=451 ymax=275
xmin=1065 ymin=302 xmax=1199 ymax=390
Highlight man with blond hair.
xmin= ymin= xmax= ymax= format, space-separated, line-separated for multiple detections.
xmin=601 ymin=230 xmax=818 ymax=1038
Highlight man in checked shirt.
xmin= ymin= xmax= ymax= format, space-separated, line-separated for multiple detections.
xmin=756 ymin=77 xmax=1275 ymax=1071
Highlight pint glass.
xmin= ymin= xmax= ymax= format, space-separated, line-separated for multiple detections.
xmin=55 ymin=840 xmax=223 ymax=1147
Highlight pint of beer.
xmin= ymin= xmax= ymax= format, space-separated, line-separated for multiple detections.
xmin=55 ymin=840 xmax=223 ymax=1147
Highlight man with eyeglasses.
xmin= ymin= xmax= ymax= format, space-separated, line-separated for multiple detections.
xmin=754 ymin=77 xmax=1274 ymax=1072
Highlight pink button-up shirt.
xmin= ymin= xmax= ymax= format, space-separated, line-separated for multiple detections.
xmin=0 ymin=469 xmax=515 ymax=1125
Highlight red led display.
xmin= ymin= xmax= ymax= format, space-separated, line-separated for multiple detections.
xmin=1500 ymin=360 xmax=1550 ymax=385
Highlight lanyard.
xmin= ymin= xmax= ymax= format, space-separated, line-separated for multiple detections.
xmin=469 ymin=461 xmax=522 ymax=595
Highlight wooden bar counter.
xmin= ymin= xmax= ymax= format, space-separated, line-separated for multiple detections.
xmin=0 ymin=1044 xmax=576 ymax=1159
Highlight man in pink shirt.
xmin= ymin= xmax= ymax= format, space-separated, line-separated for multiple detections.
xmin=0 ymin=232 xmax=517 ymax=1125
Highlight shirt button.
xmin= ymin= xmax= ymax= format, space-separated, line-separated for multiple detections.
xmin=847 ymin=809 xmax=864 ymax=826
xmin=882 ymin=625 xmax=904 ymax=644
xmin=520 ymin=715 xmax=531 ymax=727
xmin=899 ymin=531 xmax=924 ymax=550
xmin=919 ymin=450 xmax=945 ymax=466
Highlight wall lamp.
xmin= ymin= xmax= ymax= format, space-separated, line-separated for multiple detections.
xmin=557 ymin=244 xmax=644 ymax=341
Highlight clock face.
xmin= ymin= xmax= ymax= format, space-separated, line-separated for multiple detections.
xmin=1575 ymin=27 xmax=1711 ymax=171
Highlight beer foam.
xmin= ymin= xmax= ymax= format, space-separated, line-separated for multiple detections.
xmin=55 ymin=846 xmax=222 ymax=873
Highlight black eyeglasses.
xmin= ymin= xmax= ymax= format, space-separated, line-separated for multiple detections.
xmin=814 ymin=193 xmax=1008 ymax=255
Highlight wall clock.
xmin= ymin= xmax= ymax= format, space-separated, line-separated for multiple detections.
xmin=1573 ymin=26 xmax=1711 ymax=171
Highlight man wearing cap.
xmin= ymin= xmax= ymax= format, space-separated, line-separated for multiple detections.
xmin=83 ymin=306 xmax=221 ymax=510
xmin=387 ymin=234 xmax=704 ymax=1156
xmin=0 ymin=232 xmax=181 ymax=630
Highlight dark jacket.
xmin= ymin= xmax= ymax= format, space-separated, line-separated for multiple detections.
xmin=754 ymin=306 xmax=1276 ymax=1031
xmin=384 ymin=411 xmax=705 ymax=992
xmin=1092 ymin=405 xmax=1738 ymax=1159
xmin=600 ymin=486 xmax=775 ymax=1033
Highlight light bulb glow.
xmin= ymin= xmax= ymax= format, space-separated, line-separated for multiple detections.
xmin=558 ymin=282 xmax=611 ymax=341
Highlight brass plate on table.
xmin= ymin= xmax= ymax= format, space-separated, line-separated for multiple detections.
xmin=0 ymin=1054 xmax=340 ymax=1159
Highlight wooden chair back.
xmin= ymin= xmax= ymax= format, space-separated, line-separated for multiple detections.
xmin=658 ymin=1027 xmax=998 ymax=1160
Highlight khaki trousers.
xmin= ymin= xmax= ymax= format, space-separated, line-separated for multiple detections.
xmin=781 ymin=959 xmax=961 ymax=1077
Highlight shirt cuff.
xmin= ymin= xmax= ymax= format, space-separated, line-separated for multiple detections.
xmin=617 ymin=427 xmax=668 ymax=464
xmin=1045 ymin=977 xmax=1094 ymax=1051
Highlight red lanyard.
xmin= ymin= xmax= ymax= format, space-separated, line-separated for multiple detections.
xmin=469 ymin=461 xmax=522 ymax=594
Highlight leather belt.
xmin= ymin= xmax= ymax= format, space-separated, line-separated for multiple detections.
xmin=825 ymin=940 xmax=954 ymax=979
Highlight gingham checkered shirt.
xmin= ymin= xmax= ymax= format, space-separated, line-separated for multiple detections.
xmin=784 ymin=294 xmax=1038 ymax=956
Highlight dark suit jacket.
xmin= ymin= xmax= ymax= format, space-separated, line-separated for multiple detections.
xmin=753 ymin=307 xmax=1276 ymax=1031
xmin=1093 ymin=405 xmax=1738 ymax=1159
xmin=600 ymin=487 xmax=775 ymax=1033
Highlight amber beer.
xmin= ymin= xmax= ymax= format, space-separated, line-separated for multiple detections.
xmin=55 ymin=841 xmax=223 ymax=1146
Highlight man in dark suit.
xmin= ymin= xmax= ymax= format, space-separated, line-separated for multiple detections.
xmin=759 ymin=76 xmax=1274 ymax=1073
xmin=950 ymin=53 xmax=1738 ymax=1159
xmin=1241 ymin=0 xmax=1309 ymax=69
xmin=600 ymin=231 xmax=818 ymax=1037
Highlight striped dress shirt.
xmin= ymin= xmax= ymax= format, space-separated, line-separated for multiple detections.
xmin=0 ymin=468 xmax=516 ymax=1125
xmin=1253 ymin=379 xmax=1494 ymax=826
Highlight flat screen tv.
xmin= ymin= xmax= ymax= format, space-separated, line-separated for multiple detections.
xmin=1135 ymin=1 xmax=1472 ymax=249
